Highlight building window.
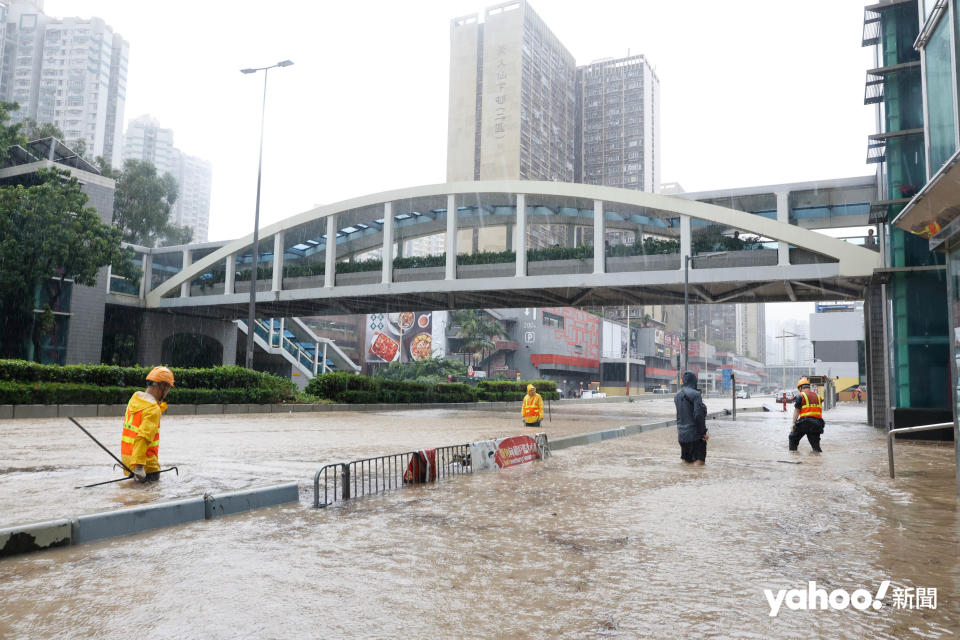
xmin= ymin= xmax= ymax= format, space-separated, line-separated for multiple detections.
xmin=543 ymin=312 xmax=564 ymax=329
xmin=925 ymin=15 xmax=957 ymax=174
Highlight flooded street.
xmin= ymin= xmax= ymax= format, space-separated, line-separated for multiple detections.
xmin=1 ymin=402 xmax=957 ymax=638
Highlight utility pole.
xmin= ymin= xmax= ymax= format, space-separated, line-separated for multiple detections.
xmin=774 ymin=329 xmax=804 ymax=391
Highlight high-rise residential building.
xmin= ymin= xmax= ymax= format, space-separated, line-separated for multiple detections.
xmin=577 ymin=55 xmax=660 ymax=191
xmin=0 ymin=1 xmax=127 ymax=166
xmin=123 ymin=114 xmax=213 ymax=242
xmin=447 ymin=0 xmax=577 ymax=182
xmin=1 ymin=1 xmax=50 ymax=117
xmin=170 ymin=150 xmax=212 ymax=242
xmin=446 ymin=1 xmax=660 ymax=193
xmin=123 ymin=114 xmax=176 ymax=174
xmin=735 ymin=303 xmax=765 ymax=363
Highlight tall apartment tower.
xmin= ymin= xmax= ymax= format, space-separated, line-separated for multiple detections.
xmin=170 ymin=151 xmax=212 ymax=242
xmin=0 ymin=2 xmax=127 ymax=166
xmin=446 ymin=1 xmax=660 ymax=194
xmin=447 ymin=0 xmax=577 ymax=182
xmin=1 ymin=1 xmax=50 ymax=117
xmin=123 ymin=114 xmax=213 ymax=242
xmin=123 ymin=114 xmax=176 ymax=174
xmin=577 ymin=55 xmax=660 ymax=192
xmin=735 ymin=303 xmax=766 ymax=363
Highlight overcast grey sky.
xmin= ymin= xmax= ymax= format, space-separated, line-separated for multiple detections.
xmin=45 ymin=0 xmax=875 ymax=243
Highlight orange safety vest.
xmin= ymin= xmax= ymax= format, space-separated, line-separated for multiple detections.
xmin=798 ymin=389 xmax=822 ymax=420
xmin=522 ymin=394 xmax=542 ymax=419
xmin=121 ymin=406 xmax=159 ymax=464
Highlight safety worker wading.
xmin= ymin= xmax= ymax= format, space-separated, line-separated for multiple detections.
xmin=790 ymin=377 xmax=824 ymax=453
xmin=121 ymin=366 xmax=174 ymax=482
xmin=522 ymin=384 xmax=544 ymax=428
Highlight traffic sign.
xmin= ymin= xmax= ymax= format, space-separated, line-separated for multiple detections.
xmin=722 ymin=368 xmax=732 ymax=389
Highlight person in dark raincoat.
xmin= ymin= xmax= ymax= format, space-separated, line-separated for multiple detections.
xmin=675 ymin=371 xmax=709 ymax=465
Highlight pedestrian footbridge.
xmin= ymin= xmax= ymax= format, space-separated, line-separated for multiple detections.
xmin=109 ymin=180 xmax=881 ymax=318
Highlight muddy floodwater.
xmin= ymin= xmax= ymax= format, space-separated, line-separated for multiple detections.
xmin=1 ymin=401 xmax=957 ymax=639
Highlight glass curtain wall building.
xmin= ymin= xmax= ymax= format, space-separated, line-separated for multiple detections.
xmin=883 ymin=0 xmax=960 ymax=491
xmin=864 ymin=0 xmax=950 ymax=430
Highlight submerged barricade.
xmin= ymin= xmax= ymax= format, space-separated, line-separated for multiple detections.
xmin=313 ymin=432 xmax=550 ymax=508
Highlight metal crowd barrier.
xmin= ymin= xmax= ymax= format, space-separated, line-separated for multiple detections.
xmin=313 ymin=443 xmax=474 ymax=508
xmin=887 ymin=422 xmax=954 ymax=479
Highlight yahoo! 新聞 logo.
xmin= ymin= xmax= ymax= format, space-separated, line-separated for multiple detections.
xmin=764 ymin=581 xmax=890 ymax=616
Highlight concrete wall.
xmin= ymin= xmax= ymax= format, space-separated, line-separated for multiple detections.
xmin=137 ymin=311 xmax=238 ymax=367
xmin=810 ymin=310 xmax=864 ymax=342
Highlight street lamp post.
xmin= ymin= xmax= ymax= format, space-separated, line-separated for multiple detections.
xmin=241 ymin=59 xmax=293 ymax=370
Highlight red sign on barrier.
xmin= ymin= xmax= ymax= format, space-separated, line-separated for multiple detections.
xmin=494 ymin=435 xmax=541 ymax=468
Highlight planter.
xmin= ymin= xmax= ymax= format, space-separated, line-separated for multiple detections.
xmin=394 ymin=266 xmax=445 ymax=283
xmin=283 ymin=274 xmax=326 ymax=290
xmin=233 ymin=280 xmax=273 ymax=294
xmin=189 ymin=282 xmax=225 ymax=297
xmin=456 ymin=262 xmax=515 ymax=279
xmin=692 ymin=249 xmax=777 ymax=269
xmin=607 ymin=253 xmax=681 ymax=273
xmin=335 ymin=270 xmax=381 ymax=286
xmin=527 ymin=258 xmax=594 ymax=276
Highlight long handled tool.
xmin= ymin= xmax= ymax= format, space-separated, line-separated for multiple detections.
xmin=69 ymin=417 xmax=135 ymax=475
xmin=68 ymin=417 xmax=178 ymax=489
xmin=76 ymin=466 xmax=178 ymax=489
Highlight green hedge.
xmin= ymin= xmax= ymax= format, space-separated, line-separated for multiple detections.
xmin=476 ymin=379 xmax=559 ymax=401
xmin=305 ymin=373 xmax=557 ymax=404
xmin=0 ymin=362 xmax=295 ymax=404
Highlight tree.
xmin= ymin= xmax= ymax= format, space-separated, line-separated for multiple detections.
xmin=374 ymin=357 xmax=468 ymax=385
xmin=449 ymin=309 xmax=506 ymax=376
xmin=0 ymin=101 xmax=26 ymax=163
xmin=19 ymin=118 xmax=64 ymax=141
xmin=110 ymin=158 xmax=190 ymax=247
xmin=0 ymin=168 xmax=137 ymax=360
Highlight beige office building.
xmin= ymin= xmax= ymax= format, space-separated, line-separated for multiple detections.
xmin=447 ymin=0 xmax=577 ymax=182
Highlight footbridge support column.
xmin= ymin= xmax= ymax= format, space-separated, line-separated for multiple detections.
xmin=593 ymin=199 xmax=605 ymax=274
xmin=776 ymin=191 xmax=790 ymax=266
xmin=445 ymin=194 xmax=457 ymax=281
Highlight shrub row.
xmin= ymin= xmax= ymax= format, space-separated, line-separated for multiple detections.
xmin=305 ymin=372 xmax=559 ymax=404
xmin=0 ymin=382 xmax=281 ymax=405
xmin=0 ymin=362 xmax=296 ymax=404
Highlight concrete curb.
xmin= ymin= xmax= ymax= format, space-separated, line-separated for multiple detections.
xmin=549 ymin=410 xmax=732 ymax=451
xmin=72 ymin=496 xmax=206 ymax=545
xmin=1 ymin=482 xmax=302 ymax=559
xmin=204 ymin=483 xmax=299 ymax=519
xmin=0 ymin=518 xmax=71 ymax=558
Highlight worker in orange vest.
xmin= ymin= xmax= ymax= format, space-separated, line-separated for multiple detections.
xmin=121 ymin=366 xmax=174 ymax=482
xmin=789 ymin=377 xmax=824 ymax=453
xmin=522 ymin=384 xmax=544 ymax=427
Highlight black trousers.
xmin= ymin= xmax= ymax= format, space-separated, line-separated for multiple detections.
xmin=789 ymin=419 xmax=823 ymax=452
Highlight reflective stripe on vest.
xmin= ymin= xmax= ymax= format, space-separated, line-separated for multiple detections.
xmin=121 ymin=407 xmax=159 ymax=459
xmin=798 ymin=390 xmax=822 ymax=420
xmin=523 ymin=396 xmax=539 ymax=417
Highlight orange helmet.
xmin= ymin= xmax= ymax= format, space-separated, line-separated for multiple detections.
xmin=146 ymin=366 xmax=175 ymax=387
xmin=796 ymin=377 xmax=810 ymax=389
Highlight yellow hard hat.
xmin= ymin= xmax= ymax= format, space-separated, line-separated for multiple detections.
xmin=527 ymin=384 xmax=536 ymax=392
xmin=796 ymin=377 xmax=810 ymax=389
xmin=146 ymin=366 xmax=175 ymax=387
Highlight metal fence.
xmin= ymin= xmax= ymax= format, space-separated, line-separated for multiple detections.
xmin=313 ymin=443 xmax=474 ymax=508
xmin=312 ymin=436 xmax=551 ymax=508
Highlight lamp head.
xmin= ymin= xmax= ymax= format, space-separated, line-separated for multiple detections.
xmin=277 ymin=60 xmax=294 ymax=67
xmin=240 ymin=68 xmax=256 ymax=74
